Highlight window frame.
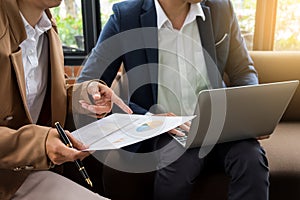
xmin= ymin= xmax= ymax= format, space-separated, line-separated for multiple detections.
xmin=253 ymin=0 xmax=278 ymax=50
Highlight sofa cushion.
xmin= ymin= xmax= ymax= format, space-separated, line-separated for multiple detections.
xmin=260 ymin=122 xmax=300 ymax=174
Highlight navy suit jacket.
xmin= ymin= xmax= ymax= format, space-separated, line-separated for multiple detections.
xmin=78 ymin=0 xmax=258 ymax=114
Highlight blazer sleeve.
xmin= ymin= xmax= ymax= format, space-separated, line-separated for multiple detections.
xmin=223 ymin=0 xmax=258 ymax=86
xmin=77 ymin=4 xmax=123 ymax=86
xmin=0 ymin=7 xmax=52 ymax=171
xmin=0 ymin=125 xmax=52 ymax=170
xmin=77 ymin=4 xmax=149 ymax=114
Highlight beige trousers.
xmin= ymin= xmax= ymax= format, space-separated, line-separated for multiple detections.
xmin=12 ymin=171 xmax=109 ymax=200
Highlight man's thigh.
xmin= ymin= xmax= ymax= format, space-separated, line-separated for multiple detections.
xmin=13 ymin=171 xmax=109 ymax=200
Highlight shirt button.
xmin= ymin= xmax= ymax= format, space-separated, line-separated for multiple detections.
xmin=28 ymin=49 xmax=34 ymax=55
xmin=29 ymin=30 xmax=35 ymax=37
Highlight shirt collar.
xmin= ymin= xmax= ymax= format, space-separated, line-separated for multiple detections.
xmin=154 ymin=0 xmax=206 ymax=29
xmin=20 ymin=11 xmax=52 ymax=38
xmin=185 ymin=2 xmax=206 ymax=25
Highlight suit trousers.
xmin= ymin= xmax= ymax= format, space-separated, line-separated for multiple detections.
xmin=12 ymin=171 xmax=109 ymax=200
xmin=154 ymin=135 xmax=269 ymax=200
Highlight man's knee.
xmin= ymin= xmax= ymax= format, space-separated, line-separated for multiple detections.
xmin=225 ymin=139 xmax=269 ymax=174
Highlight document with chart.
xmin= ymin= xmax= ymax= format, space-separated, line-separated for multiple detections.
xmin=72 ymin=113 xmax=195 ymax=150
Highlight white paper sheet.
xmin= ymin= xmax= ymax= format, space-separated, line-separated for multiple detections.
xmin=71 ymin=113 xmax=195 ymax=150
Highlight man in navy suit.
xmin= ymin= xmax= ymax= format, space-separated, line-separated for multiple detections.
xmin=78 ymin=0 xmax=269 ymax=199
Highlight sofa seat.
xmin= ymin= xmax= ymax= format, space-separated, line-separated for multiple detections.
xmin=261 ymin=123 xmax=300 ymax=175
xmin=261 ymin=122 xmax=300 ymax=199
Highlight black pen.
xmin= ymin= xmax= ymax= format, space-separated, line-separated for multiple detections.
xmin=54 ymin=122 xmax=93 ymax=187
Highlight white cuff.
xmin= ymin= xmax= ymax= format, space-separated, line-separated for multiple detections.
xmin=145 ymin=112 xmax=154 ymax=116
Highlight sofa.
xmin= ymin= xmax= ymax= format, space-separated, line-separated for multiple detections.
xmin=96 ymin=51 xmax=300 ymax=200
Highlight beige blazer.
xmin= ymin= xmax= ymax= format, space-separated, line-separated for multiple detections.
xmin=0 ymin=0 xmax=92 ymax=199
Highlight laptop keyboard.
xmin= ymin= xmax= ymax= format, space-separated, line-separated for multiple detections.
xmin=171 ymin=127 xmax=189 ymax=146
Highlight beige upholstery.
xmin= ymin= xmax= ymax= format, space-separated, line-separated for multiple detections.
xmin=102 ymin=51 xmax=300 ymax=200
xmin=261 ymin=123 xmax=300 ymax=174
xmin=250 ymin=51 xmax=300 ymax=121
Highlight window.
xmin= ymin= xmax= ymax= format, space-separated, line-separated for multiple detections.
xmin=51 ymin=0 xmax=101 ymax=65
xmin=231 ymin=0 xmax=257 ymax=50
xmin=51 ymin=0 xmax=84 ymax=52
xmin=100 ymin=0 xmax=122 ymax=28
xmin=274 ymin=0 xmax=300 ymax=50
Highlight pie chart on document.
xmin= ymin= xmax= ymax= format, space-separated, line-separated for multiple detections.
xmin=136 ymin=120 xmax=164 ymax=133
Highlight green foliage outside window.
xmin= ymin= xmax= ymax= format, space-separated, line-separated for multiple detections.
xmin=275 ymin=0 xmax=300 ymax=50
xmin=231 ymin=0 xmax=256 ymax=50
xmin=232 ymin=0 xmax=256 ymax=34
xmin=51 ymin=7 xmax=83 ymax=50
xmin=232 ymin=0 xmax=300 ymax=51
xmin=100 ymin=0 xmax=120 ymax=27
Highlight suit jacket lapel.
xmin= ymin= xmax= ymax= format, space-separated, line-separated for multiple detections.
xmin=7 ymin=0 xmax=32 ymax=121
xmin=197 ymin=5 xmax=223 ymax=88
xmin=10 ymin=51 xmax=33 ymax=122
xmin=140 ymin=0 xmax=159 ymax=104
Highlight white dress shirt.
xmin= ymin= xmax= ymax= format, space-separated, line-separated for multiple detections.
xmin=154 ymin=1 xmax=210 ymax=115
xmin=19 ymin=12 xmax=52 ymax=123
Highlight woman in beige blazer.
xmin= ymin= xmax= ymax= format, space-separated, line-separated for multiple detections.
xmin=0 ymin=0 xmax=131 ymax=199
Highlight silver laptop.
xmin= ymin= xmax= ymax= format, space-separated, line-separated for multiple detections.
xmin=172 ymin=80 xmax=299 ymax=148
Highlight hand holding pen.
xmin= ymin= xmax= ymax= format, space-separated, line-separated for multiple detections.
xmin=45 ymin=124 xmax=92 ymax=186
xmin=54 ymin=122 xmax=93 ymax=187
xmin=44 ymin=81 xmax=132 ymax=188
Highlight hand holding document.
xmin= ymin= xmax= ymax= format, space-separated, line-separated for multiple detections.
xmin=72 ymin=113 xmax=195 ymax=151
